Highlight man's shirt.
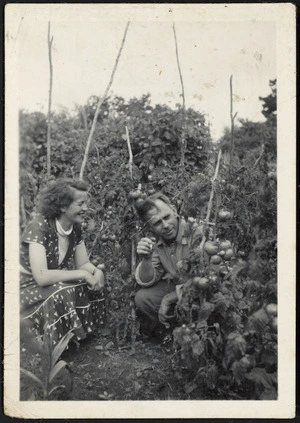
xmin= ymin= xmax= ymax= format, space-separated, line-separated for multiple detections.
xmin=135 ymin=218 xmax=203 ymax=291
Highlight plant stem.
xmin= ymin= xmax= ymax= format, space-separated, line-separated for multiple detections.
xmin=79 ymin=21 xmax=130 ymax=180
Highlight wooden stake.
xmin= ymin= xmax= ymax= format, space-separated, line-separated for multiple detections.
xmin=46 ymin=22 xmax=54 ymax=178
xmin=79 ymin=21 xmax=130 ymax=180
xmin=20 ymin=195 xmax=27 ymax=228
xmin=229 ymin=75 xmax=237 ymax=178
xmin=198 ymin=149 xmax=222 ymax=266
xmin=125 ymin=126 xmax=133 ymax=179
xmin=254 ymin=143 xmax=265 ymax=168
xmin=173 ymin=23 xmax=186 ymax=167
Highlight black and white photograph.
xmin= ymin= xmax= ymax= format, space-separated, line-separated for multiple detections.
xmin=4 ymin=3 xmax=296 ymax=419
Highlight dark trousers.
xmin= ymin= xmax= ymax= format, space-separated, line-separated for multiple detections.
xmin=135 ymin=280 xmax=175 ymax=330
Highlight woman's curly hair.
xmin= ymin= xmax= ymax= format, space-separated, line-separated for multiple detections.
xmin=36 ymin=179 xmax=89 ymax=220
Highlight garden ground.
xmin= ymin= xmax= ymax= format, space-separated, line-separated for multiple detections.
xmin=20 ymin=326 xmax=219 ymax=401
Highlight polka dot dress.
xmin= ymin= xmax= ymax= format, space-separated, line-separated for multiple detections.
xmin=20 ymin=214 xmax=105 ymax=345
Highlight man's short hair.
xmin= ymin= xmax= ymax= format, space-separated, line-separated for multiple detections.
xmin=135 ymin=192 xmax=175 ymax=223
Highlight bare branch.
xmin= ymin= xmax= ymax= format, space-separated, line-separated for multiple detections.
xmin=79 ymin=21 xmax=130 ymax=180
xmin=46 ymin=21 xmax=54 ymax=178
xmin=254 ymin=143 xmax=265 ymax=168
xmin=173 ymin=23 xmax=186 ymax=167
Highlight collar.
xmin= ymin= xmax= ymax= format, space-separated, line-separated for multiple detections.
xmin=156 ymin=218 xmax=187 ymax=247
xmin=56 ymin=219 xmax=73 ymax=237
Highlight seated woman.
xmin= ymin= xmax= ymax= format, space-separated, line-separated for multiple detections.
xmin=20 ymin=178 xmax=105 ymax=346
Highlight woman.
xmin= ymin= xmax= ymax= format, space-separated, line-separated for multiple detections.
xmin=20 ymin=178 xmax=105 ymax=346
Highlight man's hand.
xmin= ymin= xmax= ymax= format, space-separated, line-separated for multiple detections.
xmin=158 ymin=291 xmax=178 ymax=328
xmin=136 ymin=237 xmax=156 ymax=259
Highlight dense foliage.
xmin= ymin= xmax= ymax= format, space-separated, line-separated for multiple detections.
xmin=19 ymin=82 xmax=277 ymax=400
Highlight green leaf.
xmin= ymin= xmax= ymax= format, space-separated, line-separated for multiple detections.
xmin=48 ymin=384 xmax=67 ymax=397
xmin=20 ymin=368 xmax=45 ymax=390
xmin=87 ymin=218 xmax=96 ymax=231
xmin=231 ymin=359 xmax=247 ymax=385
xmin=192 ymin=339 xmax=205 ymax=357
xmin=245 ymin=368 xmax=276 ymax=391
xmin=184 ymin=382 xmax=198 ymax=394
xmin=51 ymin=330 xmax=74 ymax=367
xmin=259 ymin=387 xmax=277 ymax=400
xmin=49 ymin=360 xmax=68 ymax=384
xmin=223 ymin=333 xmax=247 ymax=369
xmin=198 ymin=302 xmax=215 ymax=321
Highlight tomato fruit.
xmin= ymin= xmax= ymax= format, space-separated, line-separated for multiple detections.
xmin=223 ymin=248 xmax=234 ymax=260
xmin=218 ymin=210 xmax=232 ymax=221
xmin=209 ymin=274 xmax=218 ymax=283
xmin=193 ymin=276 xmax=210 ymax=289
xmin=210 ymin=255 xmax=222 ymax=265
xmin=135 ymin=198 xmax=144 ymax=206
xmin=204 ymin=241 xmax=219 ymax=256
xmin=265 ymin=303 xmax=277 ymax=317
xmin=97 ymin=263 xmax=105 ymax=270
xmin=129 ymin=190 xmax=142 ymax=200
xmin=219 ymin=240 xmax=231 ymax=250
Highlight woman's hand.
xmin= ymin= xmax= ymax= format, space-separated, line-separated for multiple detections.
xmin=85 ymin=273 xmax=104 ymax=292
xmin=92 ymin=268 xmax=105 ymax=291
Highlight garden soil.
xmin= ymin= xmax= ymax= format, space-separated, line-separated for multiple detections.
xmin=20 ymin=329 xmax=211 ymax=401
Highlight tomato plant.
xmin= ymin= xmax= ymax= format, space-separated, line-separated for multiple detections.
xmin=19 ymin=82 xmax=277 ymax=399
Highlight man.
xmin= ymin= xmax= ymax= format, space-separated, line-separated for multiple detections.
xmin=134 ymin=192 xmax=203 ymax=337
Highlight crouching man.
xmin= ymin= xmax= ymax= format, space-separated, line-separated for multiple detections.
xmin=134 ymin=192 xmax=203 ymax=339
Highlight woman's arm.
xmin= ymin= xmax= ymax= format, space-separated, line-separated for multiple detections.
xmin=75 ymin=242 xmax=105 ymax=289
xmin=29 ymin=243 xmax=89 ymax=287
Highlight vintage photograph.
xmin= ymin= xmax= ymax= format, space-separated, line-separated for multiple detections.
xmin=4 ymin=3 xmax=295 ymax=419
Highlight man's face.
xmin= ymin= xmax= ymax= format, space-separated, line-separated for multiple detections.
xmin=146 ymin=199 xmax=179 ymax=242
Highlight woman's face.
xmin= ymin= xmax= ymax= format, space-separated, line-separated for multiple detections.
xmin=61 ymin=189 xmax=88 ymax=225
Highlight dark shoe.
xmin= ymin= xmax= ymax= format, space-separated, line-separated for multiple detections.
xmin=145 ymin=326 xmax=172 ymax=345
